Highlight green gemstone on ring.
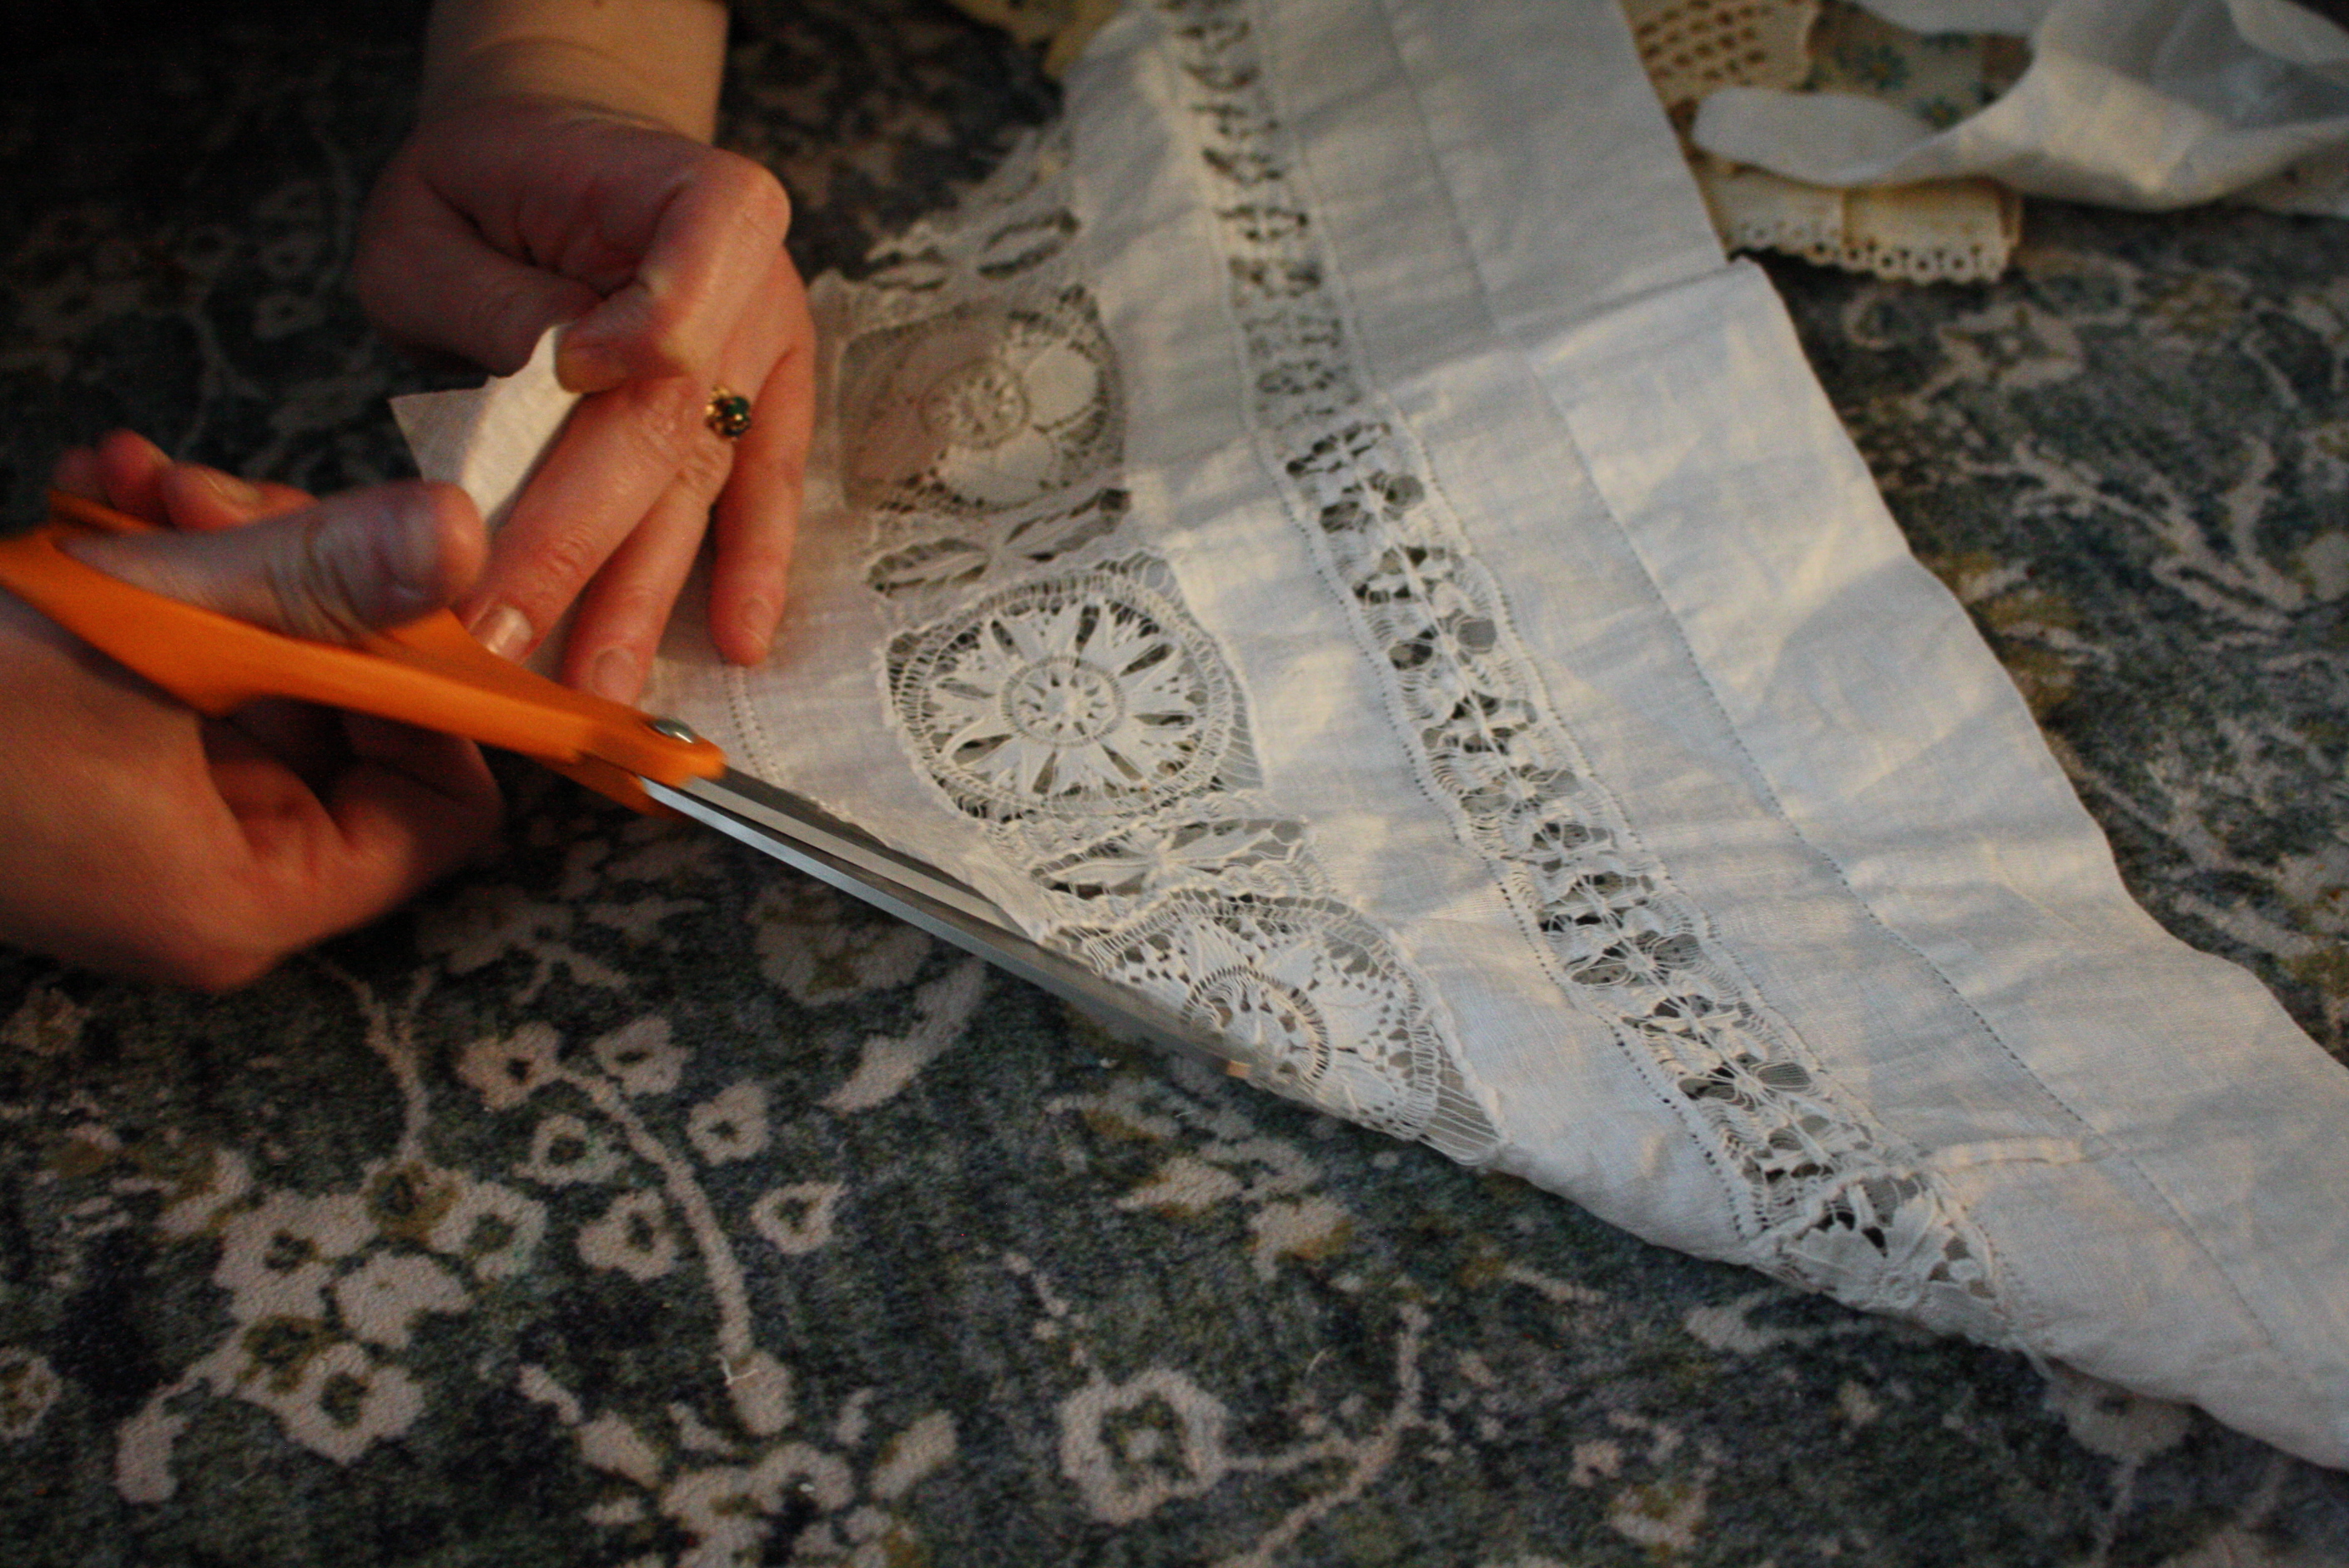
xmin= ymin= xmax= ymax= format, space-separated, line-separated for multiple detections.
xmin=705 ymin=390 xmax=754 ymax=439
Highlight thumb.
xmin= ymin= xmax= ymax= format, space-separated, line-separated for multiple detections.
xmin=67 ymin=481 xmax=488 ymax=643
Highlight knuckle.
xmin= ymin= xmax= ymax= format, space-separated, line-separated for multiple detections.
xmin=612 ymin=286 xmax=689 ymax=369
xmin=747 ymin=421 xmax=809 ymax=490
xmin=513 ymin=524 xmax=616 ymax=616
xmin=587 ymin=380 xmax=738 ymax=526
xmin=709 ymin=153 xmax=792 ymax=239
xmin=467 ymin=274 xmax=553 ymax=374
xmin=674 ymin=430 xmax=737 ymax=500
xmin=584 ymin=584 xmax=674 ymax=646
xmin=266 ymin=512 xmax=374 ymax=644
xmin=265 ymin=532 xmax=342 ymax=642
xmin=619 ymin=377 xmax=707 ymax=465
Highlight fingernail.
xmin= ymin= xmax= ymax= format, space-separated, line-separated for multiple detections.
xmin=553 ymin=334 xmax=619 ymax=394
xmin=199 ymin=467 xmax=267 ymax=508
xmin=736 ymin=599 xmax=776 ymax=666
xmin=585 ymin=646 xmax=641 ymax=703
xmin=471 ymin=603 xmax=533 ymax=661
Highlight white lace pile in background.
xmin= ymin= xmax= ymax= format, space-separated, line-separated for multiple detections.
xmin=1622 ymin=0 xmax=2349 ymax=280
xmin=1625 ymin=0 xmax=2027 ymax=280
xmin=411 ymin=0 xmax=2349 ymax=1471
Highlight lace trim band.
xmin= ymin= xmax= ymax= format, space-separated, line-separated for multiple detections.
xmin=1158 ymin=0 xmax=2004 ymax=1332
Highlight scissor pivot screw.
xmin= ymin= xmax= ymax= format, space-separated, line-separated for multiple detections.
xmin=646 ymin=717 xmax=702 ymax=744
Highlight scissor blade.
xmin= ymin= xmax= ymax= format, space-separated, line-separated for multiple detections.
xmin=642 ymin=771 xmax=1233 ymax=1068
xmin=661 ymin=770 xmax=1010 ymax=929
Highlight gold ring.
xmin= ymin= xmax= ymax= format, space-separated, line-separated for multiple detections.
xmin=704 ymin=386 xmax=753 ymax=440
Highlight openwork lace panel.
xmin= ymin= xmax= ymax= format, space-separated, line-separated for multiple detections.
xmin=1154 ymin=0 xmax=2003 ymax=1333
xmin=822 ymin=1 xmax=2002 ymax=1334
xmin=833 ymin=135 xmax=1501 ymax=1160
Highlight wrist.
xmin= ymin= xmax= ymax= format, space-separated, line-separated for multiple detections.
xmin=420 ymin=0 xmax=728 ymax=139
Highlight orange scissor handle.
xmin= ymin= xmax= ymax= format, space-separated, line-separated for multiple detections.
xmin=0 ymin=491 xmax=727 ymax=812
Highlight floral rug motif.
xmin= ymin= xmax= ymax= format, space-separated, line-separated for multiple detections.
xmin=2 ymin=3 xmax=2346 ymax=1564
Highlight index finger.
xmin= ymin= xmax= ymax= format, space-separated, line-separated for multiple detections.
xmin=461 ymin=369 xmax=715 ymax=661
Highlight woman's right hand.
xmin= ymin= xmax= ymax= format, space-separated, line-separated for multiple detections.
xmin=3 ymin=433 xmax=502 ymax=989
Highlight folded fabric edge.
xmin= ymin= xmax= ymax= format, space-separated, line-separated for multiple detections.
xmin=1523 ymin=258 xmax=2349 ymax=1470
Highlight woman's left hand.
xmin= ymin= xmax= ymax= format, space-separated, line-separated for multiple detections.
xmin=356 ymin=0 xmax=817 ymax=702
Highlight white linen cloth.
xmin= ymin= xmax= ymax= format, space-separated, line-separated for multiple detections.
xmin=400 ymin=0 xmax=2349 ymax=1469
xmin=1694 ymin=0 xmax=2349 ymax=214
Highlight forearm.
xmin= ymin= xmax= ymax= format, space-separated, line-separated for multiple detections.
xmin=421 ymin=0 xmax=730 ymax=138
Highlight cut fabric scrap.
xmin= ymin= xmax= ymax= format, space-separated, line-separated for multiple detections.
xmin=390 ymin=327 xmax=580 ymax=532
xmin=407 ymin=0 xmax=2349 ymax=1471
xmin=1694 ymin=0 xmax=2349 ymax=214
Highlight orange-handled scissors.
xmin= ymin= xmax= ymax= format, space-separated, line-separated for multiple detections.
xmin=14 ymin=488 xmax=722 ymax=812
xmin=0 ymin=490 xmax=1226 ymax=1064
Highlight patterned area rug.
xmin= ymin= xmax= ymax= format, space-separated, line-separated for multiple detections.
xmin=3 ymin=3 xmax=2346 ymax=1564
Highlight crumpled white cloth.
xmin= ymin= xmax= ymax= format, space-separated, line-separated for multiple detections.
xmin=399 ymin=0 xmax=2349 ymax=1470
xmin=1694 ymin=0 xmax=2349 ymax=213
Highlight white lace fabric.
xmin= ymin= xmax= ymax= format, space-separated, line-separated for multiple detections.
xmin=1627 ymin=0 xmax=2349 ymax=281
xmin=621 ymin=0 xmax=2349 ymax=1468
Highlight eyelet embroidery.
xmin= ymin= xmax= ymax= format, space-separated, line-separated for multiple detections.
xmin=886 ymin=557 xmax=1252 ymax=823
xmin=840 ymin=289 xmax=1120 ymax=518
xmin=1065 ymin=892 xmax=1495 ymax=1156
xmin=866 ymin=489 xmax=1130 ymax=601
xmin=833 ymin=133 xmax=1502 ymax=1163
xmin=1034 ymin=816 xmax=1308 ymax=907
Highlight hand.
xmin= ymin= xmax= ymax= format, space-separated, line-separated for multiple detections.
xmin=3 ymin=431 xmax=502 ymax=989
xmin=355 ymin=0 xmax=816 ymax=703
